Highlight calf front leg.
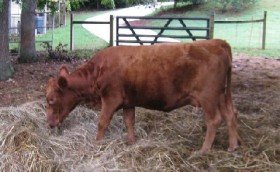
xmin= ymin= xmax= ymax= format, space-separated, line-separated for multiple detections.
xmin=123 ymin=107 xmax=136 ymax=144
xmin=96 ymin=97 xmax=121 ymax=141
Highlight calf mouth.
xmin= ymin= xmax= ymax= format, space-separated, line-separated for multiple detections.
xmin=47 ymin=123 xmax=63 ymax=135
xmin=46 ymin=123 xmax=62 ymax=135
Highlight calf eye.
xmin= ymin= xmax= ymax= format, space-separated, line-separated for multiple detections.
xmin=48 ymin=98 xmax=55 ymax=105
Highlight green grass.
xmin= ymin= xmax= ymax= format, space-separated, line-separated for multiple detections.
xmin=150 ymin=0 xmax=280 ymax=57
xmin=10 ymin=1 xmax=279 ymax=58
xmin=9 ymin=11 xmax=109 ymax=57
xmin=35 ymin=11 xmax=108 ymax=54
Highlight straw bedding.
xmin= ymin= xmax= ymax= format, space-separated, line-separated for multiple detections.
xmin=0 ymin=57 xmax=279 ymax=171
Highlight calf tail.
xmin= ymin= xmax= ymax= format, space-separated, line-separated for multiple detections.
xmin=226 ymin=65 xmax=237 ymax=116
xmin=225 ymin=46 xmax=237 ymax=117
xmin=227 ymin=49 xmax=243 ymax=145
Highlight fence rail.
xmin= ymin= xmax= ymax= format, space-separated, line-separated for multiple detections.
xmin=9 ymin=11 xmax=266 ymax=52
xmin=70 ymin=13 xmax=114 ymax=50
xmin=214 ymin=11 xmax=267 ymax=49
xmin=215 ymin=19 xmax=264 ymax=24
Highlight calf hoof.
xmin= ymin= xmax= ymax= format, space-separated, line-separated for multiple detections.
xmin=126 ymin=138 xmax=135 ymax=145
xmin=197 ymin=148 xmax=211 ymax=154
xmin=228 ymin=145 xmax=239 ymax=152
xmin=96 ymin=132 xmax=105 ymax=141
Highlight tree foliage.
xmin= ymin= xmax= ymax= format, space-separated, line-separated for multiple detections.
xmin=214 ymin=0 xmax=258 ymax=12
xmin=0 ymin=0 xmax=3 ymax=12
xmin=114 ymin=0 xmax=129 ymax=8
xmin=174 ymin=0 xmax=206 ymax=8
xmin=83 ymin=0 xmax=155 ymax=9
xmin=68 ymin=0 xmax=88 ymax=10
xmin=101 ymin=0 xmax=115 ymax=9
xmin=37 ymin=0 xmax=86 ymax=13
xmin=37 ymin=0 xmax=58 ymax=14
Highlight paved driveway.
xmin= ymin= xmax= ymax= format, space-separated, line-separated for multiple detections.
xmin=82 ymin=2 xmax=179 ymax=46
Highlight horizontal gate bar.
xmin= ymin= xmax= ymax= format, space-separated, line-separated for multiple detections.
xmin=118 ymin=26 xmax=209 ymax=31
xmin=116 ymin=16 xmax=210 ymax=21
xmin=72 ymin=21 xmax=110 ymax=24
xmin=118 ymin=34 xmax=207 ymax=39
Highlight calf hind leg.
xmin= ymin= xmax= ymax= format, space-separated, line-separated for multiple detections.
xmin=219 ymin=94 xmax=240 ymax=152
xmin=200 ymin=105 xmax=222 ymax=154
xmin=123 ymin=107 xmax=136 ymax=144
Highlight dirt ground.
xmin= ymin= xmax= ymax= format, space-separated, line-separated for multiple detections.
xmin=0 ymin=54 xmax=279 ymax=107
xmin=0 ymin=53 xmax=280 ymax=171
xmin=0 ymin=58 xmax=86 ymax=106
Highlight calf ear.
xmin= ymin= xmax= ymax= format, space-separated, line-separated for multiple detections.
xmin=59 ymin=66 xmax=69 ymax=77
xmin=58 ymin=76 xmax=68 ymax=89
xmin=58 ymin=66 xmax=69 ymax=89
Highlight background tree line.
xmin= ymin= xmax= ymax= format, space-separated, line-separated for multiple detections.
xmin=75 ymin=0 xmax=257 ymax=11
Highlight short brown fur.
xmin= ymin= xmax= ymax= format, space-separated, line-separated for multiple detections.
xmin=46 ymin=39 xmax=240 ymax=153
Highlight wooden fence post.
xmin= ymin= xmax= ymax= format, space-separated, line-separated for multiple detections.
xmin=209 ymin=12 xmax=215 ymax=39
xmin=70 ymin=13 xmax=74 ymax=51
xmin=109 ymin=15 xmax=114 ymax=46
xmin=262 ymin=11 xmax=267 ymax=50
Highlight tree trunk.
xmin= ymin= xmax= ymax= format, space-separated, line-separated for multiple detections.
xmin=19 ymin=0 xmax=37 ymax=63
xmin=0 ymin=0 xmax=14 ymax=81
xmin=174 ymin=0 xmax=178 ymax=8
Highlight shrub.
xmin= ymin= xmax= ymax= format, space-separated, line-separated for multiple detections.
xmin=115 ymin=0 xmax=129 ymax=8
xmin=215 ymin=0 xmax=258 ymax=12
xmin=101 ymin=0 xmax=115 ymax=9
xmin=174 ymin=0 xmax=206 ymax=8
xmin=41 ymin=42 xmax=72 ymax=62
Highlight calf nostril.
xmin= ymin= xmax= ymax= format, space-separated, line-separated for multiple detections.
xmin=47 ymin=123 xmax=55 ymax=129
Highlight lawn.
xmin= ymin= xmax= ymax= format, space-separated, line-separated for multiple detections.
xmin=9 ymin=11 xmax=109 ymax=57
xmin=149 ymin=0 xmax=280 ymax=57
xmin=35 ymin=11 xmax=108 ymax=54
xmin=11 ymin=0 xmax=279 ymax=58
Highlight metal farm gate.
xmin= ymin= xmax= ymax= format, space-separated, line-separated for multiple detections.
xmin=116 ymin=15 xmax=214 ymax=46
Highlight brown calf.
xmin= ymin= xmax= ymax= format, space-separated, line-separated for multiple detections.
xmin=46 ymin=39 xmax=240 ymax=153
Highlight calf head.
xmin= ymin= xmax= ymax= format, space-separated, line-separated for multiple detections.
xmin=46 ymin=66 xmax=79 ymax=128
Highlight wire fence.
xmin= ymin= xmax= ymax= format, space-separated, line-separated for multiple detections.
xmin=9 ymin=2 xmax=67 ymax=54
xmin=213 ymin=11 xmax=267 ymax=50
xmin=10 ymin=10 xmax=279 ymax=53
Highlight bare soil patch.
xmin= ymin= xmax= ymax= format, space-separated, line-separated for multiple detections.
xmin=0 ymin=55 xmax=279 ymax=171
xmin=0 ymin=59 xmax=86 ymax=106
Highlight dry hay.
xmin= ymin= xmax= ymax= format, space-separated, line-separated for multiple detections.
xmin=1 ymin=57 xmax=280 ymax=171
xmin=0 ymin=94 xmax=279 ymax=171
